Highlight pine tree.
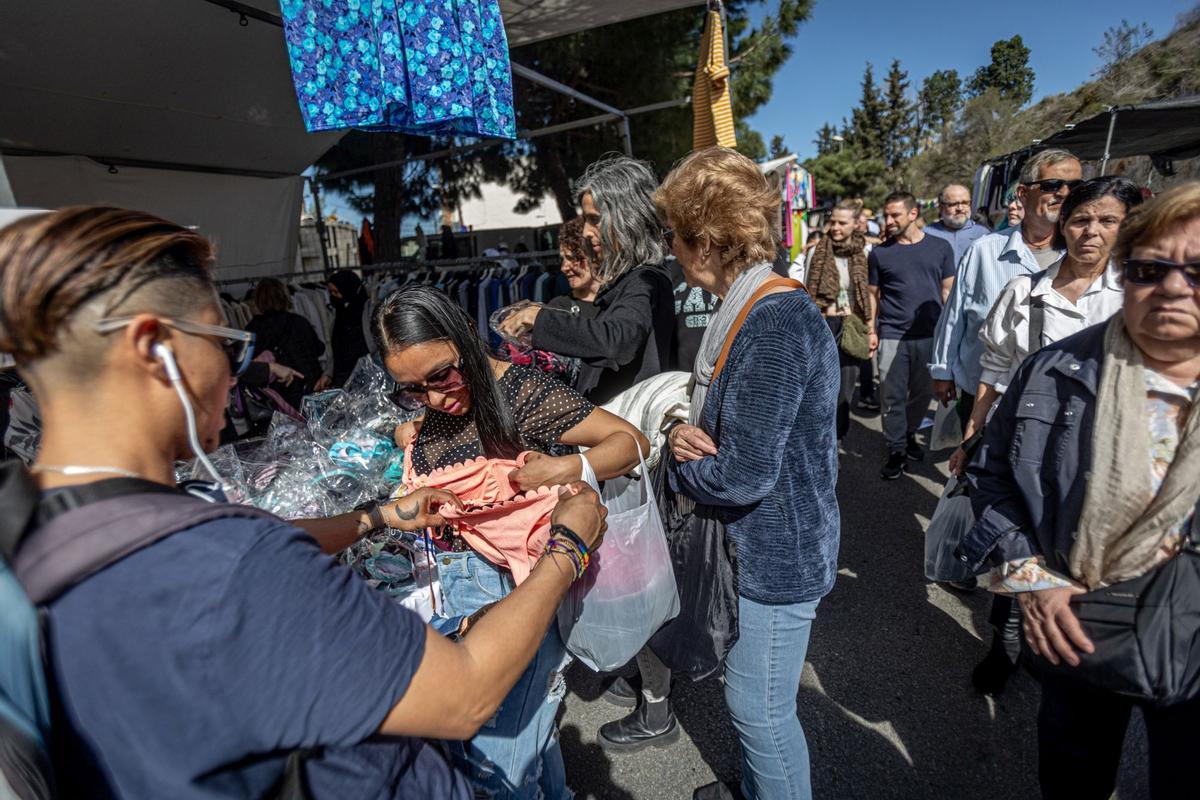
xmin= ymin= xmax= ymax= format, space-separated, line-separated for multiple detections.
xmin=880 ymin=59 xmax=913 ymax=168
xmin=848 ymin=62 xmax=887 ymax=159
xmin=918 ymin=69 xmax=963 ymax=138
xmin=813 ymin=122 xmax=837 ymax=156
xmin=967 ymin=35 xmax=1035 ymax=106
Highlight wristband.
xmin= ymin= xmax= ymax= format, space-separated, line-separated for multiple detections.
xmin=550 ymin=523 xmax=589 ymax=557
xmin=359 ymin=500 xmax=388 ymax=532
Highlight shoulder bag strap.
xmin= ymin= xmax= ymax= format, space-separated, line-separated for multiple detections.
xmin=712 ymin=278 xmax=805 ymax=383
xmin=1025 ymin=269 xmax=1049 ymax=351
xmin=15 ymin=491 xmax=280 ymax=605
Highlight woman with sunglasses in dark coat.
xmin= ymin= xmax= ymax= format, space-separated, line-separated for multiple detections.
xmin=961 ymin=182 xmax=1200 ymax=800
xmin=372 ymin=285 xmax=648 ymax=800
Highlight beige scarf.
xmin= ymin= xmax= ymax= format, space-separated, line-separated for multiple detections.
xmin=1070 ymin=316 xmax=1200 ymax=589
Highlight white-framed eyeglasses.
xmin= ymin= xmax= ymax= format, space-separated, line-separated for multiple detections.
xmin=94 ymin=317 xmax=256 ymax=377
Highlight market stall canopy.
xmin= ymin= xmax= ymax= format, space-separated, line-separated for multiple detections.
xmin=501 ymin=0 xmax=705 ymax=47
xmin=0 ymin=0 xmax=705 ymax=279
xmin=1039 ymin=95 xmax=1200 ymax=162
xmin=0 ymin=0 xmax=341 ymax=176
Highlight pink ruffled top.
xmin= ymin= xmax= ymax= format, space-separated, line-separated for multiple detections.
xmin=403 ymin=448 xmax=562 ymax=585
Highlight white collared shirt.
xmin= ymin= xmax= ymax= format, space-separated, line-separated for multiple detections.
xmin=929 ymin=225 xmax=1061 ymax=394
xmin=977 ymin=257 xmax=1124 ymax=393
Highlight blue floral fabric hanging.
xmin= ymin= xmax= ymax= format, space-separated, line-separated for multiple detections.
xmin=280 ymin=0 xmax=516 ymax=139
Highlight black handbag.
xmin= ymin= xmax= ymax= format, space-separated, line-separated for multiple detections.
xmin=1026 ymin=510 xmax=1200 ymax=706
xmin=647 ymin=446 xmax=739 ymax=682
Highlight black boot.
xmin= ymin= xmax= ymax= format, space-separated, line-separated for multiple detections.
xmin=601 ymin=676 xmax=639 ymax=709
xmin=971 ymin=632 xmax=1019 ymax=695
xmin=598 ymin=696 xmax=679 ymax=752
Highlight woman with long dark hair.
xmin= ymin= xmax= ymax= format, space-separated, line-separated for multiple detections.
xmin=373 ymin=285 xmax=648 ymax=800
xmin=328 ymin=269 xmax=370 ymax=386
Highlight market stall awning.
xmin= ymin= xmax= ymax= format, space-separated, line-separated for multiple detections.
xmin=500 ymin=1 xmax=705 ymax=47
xmin=0 ymin=0 xmax=341 ymax=176
xmin=1039 ymin=95 xmax=1200 ymax=163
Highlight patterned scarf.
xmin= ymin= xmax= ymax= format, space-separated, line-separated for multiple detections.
xmin=690 ymin=262 xmax=774 ymax=426
xmin=805 ymin=232 xmax=870 ymax=320
xmin=1070 ymin=316 xmax=1200 ymax=588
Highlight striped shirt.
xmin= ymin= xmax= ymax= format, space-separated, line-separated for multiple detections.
xmin=929 ymin=226 xmax=1063 ymax=394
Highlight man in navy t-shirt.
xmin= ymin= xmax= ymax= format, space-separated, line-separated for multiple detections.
xmin=868 ymin=191 xmax=956 ymax=479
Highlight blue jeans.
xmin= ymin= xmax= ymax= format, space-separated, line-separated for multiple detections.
xmin=435 ymin=549 xmax=573 ymax=800
xmin=723 ymin=596 xmax=819 ymax=800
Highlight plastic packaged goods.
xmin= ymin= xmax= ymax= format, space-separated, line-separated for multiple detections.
xmin=489 ymin=301 xmax=539 ymax=347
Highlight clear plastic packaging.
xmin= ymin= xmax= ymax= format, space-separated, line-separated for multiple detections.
xmin=4 ymin=387 xmax=41 ymax=465
xmin=179 ymin=358 xmax=412 ymax=519
xmin=490 ymin=301 xmax=540 ymax=347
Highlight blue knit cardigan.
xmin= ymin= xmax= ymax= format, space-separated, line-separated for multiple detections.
xmin=669 ymin=290 xmax=842 ymax=604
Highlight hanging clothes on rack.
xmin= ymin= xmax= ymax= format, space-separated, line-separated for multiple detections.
xmin=280 ymin=0 xmax=516 ymax=138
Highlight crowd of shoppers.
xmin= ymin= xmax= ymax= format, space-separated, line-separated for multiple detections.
xmin=2 ymin=141 xmax=1198 ymax=800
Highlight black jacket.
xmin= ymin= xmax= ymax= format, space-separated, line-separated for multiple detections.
xmin=245 ymin=311 xmax=324 ymax=407
xmin=531 ymin=262 xmax=674 ymax=404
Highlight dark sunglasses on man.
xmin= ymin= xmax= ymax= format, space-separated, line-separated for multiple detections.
xmin=1122 ymin=258 xmax=1200 ymax=289
xmin=387 ymin=361 xmax=467 ymax=411
xmin=1025 ymin=178 xmax=1085 ymax=194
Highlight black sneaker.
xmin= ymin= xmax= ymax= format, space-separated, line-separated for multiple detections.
xmin=858 ymin=395 xmax=880 ymax=411
xmin=880 ymin=451 xmax=906 ymax=480
xmin=906 ymin=434 xmax=925 ymax=462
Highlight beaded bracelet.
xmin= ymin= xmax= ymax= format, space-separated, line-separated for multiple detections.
xmin=543 ymin=539 xmax=585 ymax=581
xmin=550 ymin=524 xmax=589 ymax=559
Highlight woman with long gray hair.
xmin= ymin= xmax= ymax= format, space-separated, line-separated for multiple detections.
xmin=497 ymin=155 xmax=675 ymax=404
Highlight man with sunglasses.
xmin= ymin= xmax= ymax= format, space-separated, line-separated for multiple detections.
xmin=925 ymin=183 xmax=991 ymax=266
xmin=929 ymin=148 xmax=1081 ymax=690
xmin=930 ymin=149 xmax=1082 ymax=432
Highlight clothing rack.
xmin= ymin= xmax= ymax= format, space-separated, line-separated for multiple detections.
xmin=214 ymin=250 xmax=561 ymax=287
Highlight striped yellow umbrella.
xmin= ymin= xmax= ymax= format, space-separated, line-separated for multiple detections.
xmin=692 ymin=8 xmax=736 ymax=150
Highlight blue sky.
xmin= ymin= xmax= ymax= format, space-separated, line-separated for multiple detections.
xmin=744 ymin=0 xmax=1194 ymax=162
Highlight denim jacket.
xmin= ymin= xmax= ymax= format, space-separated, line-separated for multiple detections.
xmin=958 ymin=323 xmax=1106 ymax=574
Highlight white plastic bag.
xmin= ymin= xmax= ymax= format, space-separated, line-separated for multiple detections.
xmin=930 ymin=401 xmax=961 ymax=452
xmin=558 ymin=450 xmax=680 ymax=672
xmin=924 ymin=476 xmax=977 ymax=583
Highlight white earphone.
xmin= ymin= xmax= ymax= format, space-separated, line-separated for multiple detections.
xmin=153 ymin=342 xmax=182 ymax=381
xmin=153 ymin=341 xmax=223 ymax=486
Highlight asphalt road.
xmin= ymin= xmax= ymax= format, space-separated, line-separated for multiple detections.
xmin=559 ymin=405 xmax=1150 ymax=799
